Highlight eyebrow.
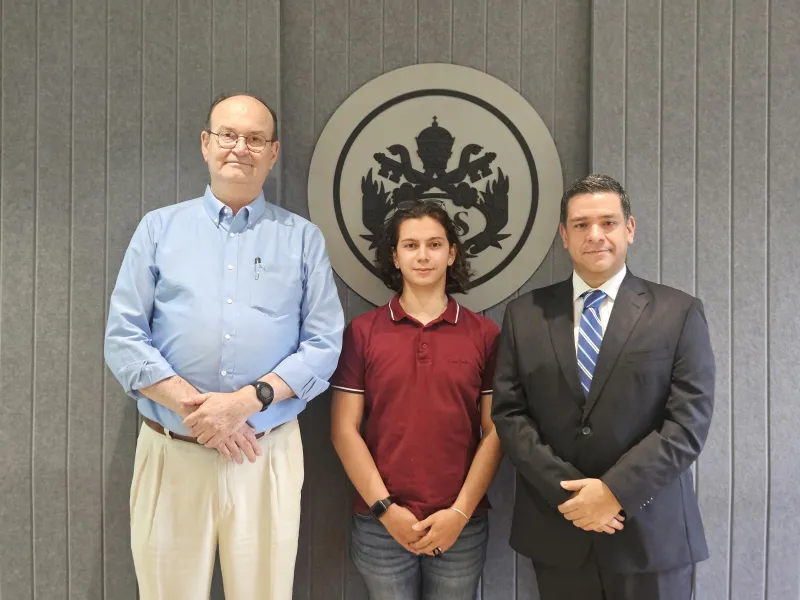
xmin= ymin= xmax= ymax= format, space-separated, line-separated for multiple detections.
xmin=398 ymin=236 xmax=447 ymax=243
xmin=569 ymin=214 xmax=620 ymax=222
xmin=216 ymin=125 xmax=269 ymax=136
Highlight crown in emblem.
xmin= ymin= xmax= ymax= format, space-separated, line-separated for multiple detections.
xmin=415 ymin=116 xmax=454 ymax=173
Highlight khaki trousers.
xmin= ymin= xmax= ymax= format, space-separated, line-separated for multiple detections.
xmin=130 ymin=418 xmax=304 ymax=600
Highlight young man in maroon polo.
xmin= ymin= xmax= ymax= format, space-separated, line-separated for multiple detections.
xmin=331 ymin=200 xmax=503 ymax=600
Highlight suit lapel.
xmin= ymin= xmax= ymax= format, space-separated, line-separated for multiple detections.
xmin=546 ymin=279 xmax=584 ymax=406
xmin=583 ymin=272 xmax=650 ymax=417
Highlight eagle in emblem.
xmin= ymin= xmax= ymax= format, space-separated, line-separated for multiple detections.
xmin=359 ymin=117 xmax=511 ymax=258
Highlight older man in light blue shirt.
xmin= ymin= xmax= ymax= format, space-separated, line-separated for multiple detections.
xmin=105 ymin=92 xmax=343 ymax=600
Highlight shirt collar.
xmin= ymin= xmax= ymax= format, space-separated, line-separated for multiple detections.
xmin=388 ymin=295 xmax=460 ymax=325
xmin=572 ymin=264 xmax=628 ymax=303
xmin=202 ymin=185 xmax=268 ymax=227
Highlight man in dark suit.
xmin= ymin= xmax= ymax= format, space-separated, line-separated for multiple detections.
xmin=491 ymin=174 xmax=715 ymax=600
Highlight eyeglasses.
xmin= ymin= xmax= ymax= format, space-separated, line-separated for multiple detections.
xmin=206 ymin=129 xmax=273 ymax=153
xmin=394 ymin=199 xmax=446 ymax=212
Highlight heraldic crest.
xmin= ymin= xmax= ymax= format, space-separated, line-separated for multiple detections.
xmin=359 ymin=117 xmax=511 ymax=259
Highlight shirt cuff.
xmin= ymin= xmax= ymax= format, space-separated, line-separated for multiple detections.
xmin=272 ymin=354 xmax=330 ymax=403
xmin=121 ymin=361 xmax=177 ymax=395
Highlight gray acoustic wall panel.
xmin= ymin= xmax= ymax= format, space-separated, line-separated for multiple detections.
xmin=1 ymin=1 xmax=795 ymax=599
xmin=591 ymin=1 xmax=800 ymax=599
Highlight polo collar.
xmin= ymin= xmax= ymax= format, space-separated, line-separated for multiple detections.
xmin=388 ymin=295 xmax=460 ymax=325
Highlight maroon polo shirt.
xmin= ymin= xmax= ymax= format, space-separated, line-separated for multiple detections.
xmin=331 ymin=295 xmax=500 ymax=521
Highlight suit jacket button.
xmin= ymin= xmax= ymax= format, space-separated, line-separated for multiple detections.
xmin=581 ymin=426 xmax=592 ymax=436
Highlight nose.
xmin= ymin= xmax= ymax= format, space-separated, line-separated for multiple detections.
xmin=586 ymin=223 xmax=603 ymax=242
xmin=231 ymin=136 xmax=249 ymax=155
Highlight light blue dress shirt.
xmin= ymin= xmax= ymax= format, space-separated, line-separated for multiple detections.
xmin=104 ymin=186 xmax=344 ymax=434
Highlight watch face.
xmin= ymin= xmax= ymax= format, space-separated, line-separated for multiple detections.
xmin=260 ymin=383 xmax=274 ymax=403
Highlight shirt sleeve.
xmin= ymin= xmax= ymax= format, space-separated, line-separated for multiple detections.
xmin=103 ymin=214 xmax=177 ymax=396
xmin=330 ymin=321 xmax=366 ymax=394
xmin=481 ymin=319 xmax=501 ymax=394
xmin=271 ymin=225 xmax=345 ymax=403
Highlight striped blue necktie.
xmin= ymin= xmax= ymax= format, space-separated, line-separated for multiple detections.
xmin=577 ymin=289 xmax=607 ymax=397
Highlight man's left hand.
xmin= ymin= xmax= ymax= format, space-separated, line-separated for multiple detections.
xmin=558 ymin=478 xmax=623 ymax=532
xmin=181 ymin=390 xmax=259 ymax=448
xmin=408 ymin=509 xmax=468 ymax=556
xmin=215 ymin=423 xmax=263 ymax=464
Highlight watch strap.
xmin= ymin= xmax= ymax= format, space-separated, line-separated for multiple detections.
xmin=370 ymin=496 xmax=395 ymax=519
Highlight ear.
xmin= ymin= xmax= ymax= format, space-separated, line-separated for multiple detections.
xmin=559 ymin=223 xmax=568 ymax=248
xmin=448 ymin=243 xmax=456 ymax=266
xmin=626 ymin=215 xmax=636 ymax=244
xmin=392 ymin=247 xmax=399 ymax=269
xmin=201 ymin=130 xmax=210 ymax=163
xmin=269 ymin=141 xmax=280 ymax=168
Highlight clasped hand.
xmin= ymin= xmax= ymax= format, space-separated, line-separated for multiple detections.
xmin=179 ymin=391 xmax=261 ymax=464
xmin=380 ymin=505 xmax=468 ymax=556
xmin=558 ymin=478 xmax=625 ymax=534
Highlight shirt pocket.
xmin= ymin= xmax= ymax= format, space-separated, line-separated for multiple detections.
xmin=248 ymin=265 xmax=304 ymax=320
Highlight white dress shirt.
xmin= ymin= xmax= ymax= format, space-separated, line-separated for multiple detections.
xmin=572 ymin=265 xmax=628 ymax=353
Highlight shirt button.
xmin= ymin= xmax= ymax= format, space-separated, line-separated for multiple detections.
xmin=226 ymin=298 xmax=233 ymax=304
xmin=221 ymin=370 xmax=227 ymax=376
xmin=224 ymin=334 xmax=231 ymax=340
xmin=229 ymin=232 xmax=235 ymax=238
xmin=421 ymin=343 xmax=428 ymax=349
xmin=581 ymin=426 xmax=592 ymax=436
xmin=227 ymin=264 xmax=234 ymax=270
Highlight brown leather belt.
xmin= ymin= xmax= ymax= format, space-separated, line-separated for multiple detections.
xmin=143 ymin=416 xmax=265 ymax=444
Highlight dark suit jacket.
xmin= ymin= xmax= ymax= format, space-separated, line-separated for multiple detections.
xmin=491 ymin=270 xmax=715 ymax=573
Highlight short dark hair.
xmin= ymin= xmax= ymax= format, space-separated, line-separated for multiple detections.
xmin=205 ymin=92 xmax=279 ymax=141
xmin=560 ymin=174 xmax=631 ymax=225
xmin=375 ymin=201 xmax=472 ymax=295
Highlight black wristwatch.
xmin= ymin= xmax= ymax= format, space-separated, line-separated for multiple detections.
xmin=248 ymin=381 xmax=275 ymax=412
xmin=370 ymin=496 xmax=395 ymax=519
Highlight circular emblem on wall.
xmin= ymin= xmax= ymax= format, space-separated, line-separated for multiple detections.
xmin=308 ymin=63 xmax=562 ymax=312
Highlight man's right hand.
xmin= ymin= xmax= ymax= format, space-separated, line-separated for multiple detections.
xmin=379 ymin=504 xmax=426 ymax=551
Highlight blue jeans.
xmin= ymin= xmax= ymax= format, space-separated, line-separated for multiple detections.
xmin=350 ymin=512 xmax=489 ymax=600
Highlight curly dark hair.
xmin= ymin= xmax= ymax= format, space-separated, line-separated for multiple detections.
xmin=375 ymin=201 xmax=473 ymax=295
